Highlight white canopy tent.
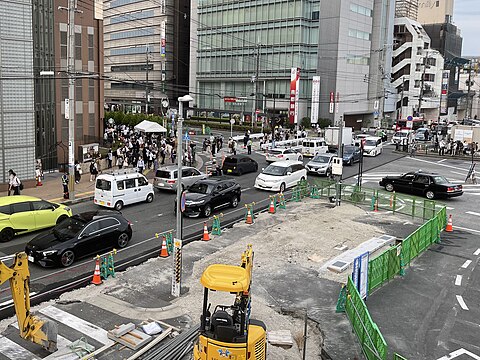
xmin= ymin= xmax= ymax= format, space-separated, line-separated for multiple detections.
xmin=134 ymin=120 xmax=167 ymax=133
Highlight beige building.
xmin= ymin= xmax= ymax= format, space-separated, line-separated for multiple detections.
xmin=418 ymin=0 xmax=454 ymax=24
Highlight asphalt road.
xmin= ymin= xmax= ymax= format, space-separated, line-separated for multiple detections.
xmin=0 ymin=144 xmax=404 ymax=310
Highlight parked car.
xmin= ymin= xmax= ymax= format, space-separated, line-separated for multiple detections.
xmin=379 ymin=171 xmax=463 ymax=199
xmin=415 ymin=128 xmax=431 ymax=141
xmin=266 ymin=147 xmax=303 ymax=163
xmin=25 ymin=210 xmax=132 ymax=267
xmin=305 ymin=153 xmax=335 ymax=176
xmin=342 ymin=145 xmax=362 ymax=165
xmin=153 ymin=165 xmax=207 ymax=192
xmin=0 ymin=195 xmax=72 ymax=243
xmin=177 ymin=178 xmax=241 ymax=217
xmin=254 ymin=160 xmax=307 ymax=193
xmin=222 ymin=155 xmax=258 ymax=175
xmin=392 ymin=130 xmax=412 ymax=144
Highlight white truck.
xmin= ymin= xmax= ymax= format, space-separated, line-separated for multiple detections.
xmin=324 ymin=126 xmax=353 ymax=151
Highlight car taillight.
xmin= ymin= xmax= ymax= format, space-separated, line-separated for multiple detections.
xmin=458 ymin=185 xmax=462 ymax=189
xmin=128 ymin=220 xmax=132 ymax=226
xmin=447 ymin=187 xmax=454 ymax=192
xmin=277 ymin=154 xmax=283 ymax=158
xmin=167 ymin=179 xmax=176 ymax=184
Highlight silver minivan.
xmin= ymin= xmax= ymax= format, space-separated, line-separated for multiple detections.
xmin=153 ymin=165 xmax=207 ymax=191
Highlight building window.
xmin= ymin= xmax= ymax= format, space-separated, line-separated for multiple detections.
xmin=89 ymin=79 xmax=94 ymax=101
xmin=111 ymin=82 xmax=152 ymax=90
xmin=110 ymin=46 xmax=153 ymax=56
xmin=350 ymin=3 xmax=372 ymax=17
xmin=110 ymin=10 xmax=154 ymax=24
xmin=76 ymin=79 xmax=82 ymax=101
xmin=89 ymin=114 xmax=95 ymax=136
xmin=347 ymin=55 xmax=370 ymax=65
xmin=436 ymin=1 xmax=440 ymax=6
xmin=60 ymin=31 xmax=67 ymax=59
xmin=110 ymin=0 xmax=144 ymax=8
xmin=348 ymin=28 xmax=371 ymax=41
xmin=312 ymin=11 xmax=319 ymax=20
xmin=423 ymin=74 xmax=435 ymax=82
xmin=61 ymin=78 xmax=68 ymax=100
xmin=88 ymin=34 xmax=94 ymax=61
xmin=75 ymin=114 xmax=83 ymax=141
xmin=110 ymin=28 xmax=154 ymax=40
xmin=111 ymin=64 xmax=153 ymax=72
xmin=75 ymin=33 xmax=82 ymax=60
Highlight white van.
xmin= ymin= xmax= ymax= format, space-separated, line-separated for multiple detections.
xmin=94 ymin=172 xmax=154 ymax=211
xmin=301 ymin=138 xmax=328 ymax=157
xmin=363 ymin=136 xmax=383 ymax=157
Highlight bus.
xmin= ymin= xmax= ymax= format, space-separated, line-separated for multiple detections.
xmin=395 ymin=117 xmax=426 ymax=131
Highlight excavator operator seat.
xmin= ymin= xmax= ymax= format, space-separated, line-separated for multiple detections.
xmin=211 ymin=310 xmax=237 ymax=342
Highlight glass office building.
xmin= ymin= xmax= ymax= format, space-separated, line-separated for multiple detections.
xmin=195 ymin=0 xmax=321 ymax=121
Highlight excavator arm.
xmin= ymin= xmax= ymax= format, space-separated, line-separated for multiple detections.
xmin=0 ymin=252 xmax=57 ymax=352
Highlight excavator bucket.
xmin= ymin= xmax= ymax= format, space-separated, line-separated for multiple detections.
xmin=30 ymin=315 xmax=58 ymax=353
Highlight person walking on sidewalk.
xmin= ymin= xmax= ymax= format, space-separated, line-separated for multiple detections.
xmin=137 ymin=157 xmax=144 ymax=174
xmin=247 ymin=138 xmax=253 ymax=155
xmin=89 ymin=160 xmax=98 ymax=182
xmin=8 ymin=169 xmax=21 ymax=196
xmin=62 ymin=172 xmax=69 ymax=199
xmin=107 ymin=149 xmax=113 ymax=169
xmin=74 ymin=160 xmax=82 ymax=183
xmin=471 ymin=168 xmax=477 ymax=185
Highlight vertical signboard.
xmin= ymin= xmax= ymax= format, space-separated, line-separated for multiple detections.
xmin=335 ymin=92 xmax=340 ymax=114
xmin=171 ymin=238 xmax=183 ymax=297
xmin=311 ymin=76 xmax=320 ymax=124
xmin=289 ymin=67 xmax=301 ymax=124
xmin=329 ymin=92 xmax=334 ymax=114
xmin=161 ymin=21 xmax=166 ymax=57
xmin=159 ymin=0 xmax=165 ymax=14
xmin=352 ymin=252 xmax=369 ymax=299
xmin=440 ymin=70 xmax=449 ymax=114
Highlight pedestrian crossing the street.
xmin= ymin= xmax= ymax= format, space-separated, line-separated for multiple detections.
xmin=0 ymin=304 xmax=114 ymax=360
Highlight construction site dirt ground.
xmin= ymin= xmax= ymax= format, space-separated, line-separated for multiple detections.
xmin=0 ymin=198 xmax=420 ymax=359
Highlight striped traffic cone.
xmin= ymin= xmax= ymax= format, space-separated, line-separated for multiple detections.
xmin=202 ymin=221 xmax=210 ymax=241
xmin=445 ymin=214 xmax=453 ymax=232
xmin=268 ymin=197 xmax=276 ymax=214
xmin=160 ymin=236 xmax=169 ymax=257
xmin=91 ymin=256 xmax=103 ymax=285
xmin=245 ymin=206 xmax=254 ymax=224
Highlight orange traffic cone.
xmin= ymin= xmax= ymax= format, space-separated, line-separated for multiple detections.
xmin=202 ymin=221 xmax=210 ymax=241
xmin=445 ymin=214 xmax=453 ymax=232
xmin=246 ymin=206 xmax=254 ymax=224
xmin=159 ymin=236 xmax=169 ymax=257
xmin=36 ymin=176 xmax=43 ymax=186
xmin=269 ymin=197 xmax=276 ymax=214
xmin=91 ymin=257 xmax=102 ymax=285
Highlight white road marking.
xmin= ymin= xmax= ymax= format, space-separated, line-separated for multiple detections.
xmin=455 ymin=275 xmax=463 ymax=286
xmin=451 ymin=170 xmax=468 ymax=175
xmin=157 ymin=213 xmax=163 ymax=217
xmin=241 ymin=187 xmax=251 ymax=192
xmin=0 ymin=335 xmax=39 ymax=360
xmin=437 ymin=348 xmax=480 ymax=360
xmin=409 ymin=157 xmax=471 ymax=171
xmin=474 ymin=249 xmax=480 ymax=256
xmin=455 ymin=226 xmax=480 ymax=234
xmin=456 ymin=295 xmax=469 ymax=310
xmin=40 ymin=306 xmax=113 ymax=345
xmin=461 ymin=260 xmax=472 ymax=269
xmin=437 ymin=159 xmax=447 ymax=163
xmin=466 ymin=211 xmax=480 ymax=217
xmin=0 ymin=292 xmax=36 ymax=307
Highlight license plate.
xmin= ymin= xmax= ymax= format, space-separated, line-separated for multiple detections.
xmin=100 ymin=201 xmax=104 ymax=205
xmin=28 ymin=256 xmax=34 ymax=262
xmin=159 ymin=183 xmax=164 ymax=187
xmin=227 ymin=169 xmax=232 ymax=173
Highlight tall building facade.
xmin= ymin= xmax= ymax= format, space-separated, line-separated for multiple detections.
xmin=318 ymin=0 xmax=396 ymax=128
xmin=103 ymin=0 xmax=190 ymax=114
xmin=418 ymin=0 xmax=454 ymax=24
xmin=54 ymin=0 xmax=105 ymax=167
xmin=395 ymin=0 xmax=418 ymax=20
xmin=392 ymin=17 xmax=444 ymax=120
xmin=0 ymin=0 xmax=35 ymax=183
xmin=193 ymin=0 xmax=321 ymax=124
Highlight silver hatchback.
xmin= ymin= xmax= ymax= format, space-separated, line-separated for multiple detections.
xmin=153 ymin=165 xmax=207 ymax=191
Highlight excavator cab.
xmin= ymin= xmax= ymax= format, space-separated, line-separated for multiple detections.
xmin=0 ymin=252 xmax=58 ymax=352
xmin=194 ymin=245 xmax=266 ymax=360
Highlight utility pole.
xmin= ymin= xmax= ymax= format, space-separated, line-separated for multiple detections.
xmin=145 ymin=48 xmax=150 ymax=114
xmin=59 ymin=0 xmax=81 ymax=200
xmin=400 ymin=77 xmax=405 ymax=120
xmin=335 ymin=116 xmax=344 ymax=207
xmin=251 ymin=44 xmax=260 ymax=131
xmin=418 ymin=53 xmax=429 ymax=118
xmin=466 ymin=61 xmax=473 ymax=119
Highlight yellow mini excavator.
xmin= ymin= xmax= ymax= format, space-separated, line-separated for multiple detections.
xmin=0 ymin=252 xmax=57 ymax=352
xmin=193 ymin=244 xmax=266 ymax=360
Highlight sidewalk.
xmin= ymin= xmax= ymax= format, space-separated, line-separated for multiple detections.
xmin=20 ymin=154 xmax=206 ymax=206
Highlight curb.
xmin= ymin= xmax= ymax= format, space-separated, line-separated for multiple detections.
xmin=62 ymin=195 xmax=94 ymax=206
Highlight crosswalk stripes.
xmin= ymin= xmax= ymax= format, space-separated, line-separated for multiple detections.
xmin=0 ymin=335 xmax=39 ymax=360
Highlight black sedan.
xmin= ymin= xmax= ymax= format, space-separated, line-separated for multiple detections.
xmin=222 ymin=155 xmax=258 ymax=176
xmin=25 ymin=211 xmax=132 ymax=267
xmin=176 ymin=178 xmax=241 ymax=217
xmin=379 ymin=171 xmax=463 ymax=199
xmin=342 ymin=145 xmax=362 ymax=165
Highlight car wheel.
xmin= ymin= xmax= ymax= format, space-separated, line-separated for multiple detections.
xmin=298 ymin=154 xmax=303 ymax=161
xmin=56 ymin=215 xmax=68 ymax=225
xmin=385 ymin=183 xmax=394 ymax=192
xmin=114 ymin=201 xmax=124 ymax=211
xmin=60 ymin=250 xmax=75 ymax=267
xmin=300 ymin=176 xmax=305 ymax=182
xmin=230 ymin=196 xmax=239 ymax=208
xmin=146 ymin=193 xmax=154 ymax=203
xmin=279 ymin=183 xmax=286 ymax=193
xmin=0 ymin=228 xmax=14 ymax=243
xmin=254 ymin=164 xmax=258 ymax=172
xmin=117 ymin=232 xmax=130 ymax=248
xmin=203 ymin=204 xmax=212 ymax=217
xmin=238 ymin=169 xmax=243 ymax=176
xmin=326 ymin=169 xmax=332 ymax=178
xmin=425 ymin=190 xmax=435 ymax=200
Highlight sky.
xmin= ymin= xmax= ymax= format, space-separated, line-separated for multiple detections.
xmin=454 ymin=0 xmax=480 ymax=56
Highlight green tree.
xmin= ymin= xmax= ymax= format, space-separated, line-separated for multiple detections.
xmin=318 ymin=118 xmax=332 ymax=129
xmin=300 ymin=117 xmax=311 ymax=129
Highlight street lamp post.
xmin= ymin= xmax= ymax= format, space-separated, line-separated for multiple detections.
xmin=176 ymin=95 xmax=193 ymax=242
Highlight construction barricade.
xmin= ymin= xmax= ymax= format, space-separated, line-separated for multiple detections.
xmin=244 ymin=202 xmax=255 ymax=224
xmin=211 ymin=214 xmax=223 ymax=235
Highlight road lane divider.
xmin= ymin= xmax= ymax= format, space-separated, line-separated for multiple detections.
xmin=456 ymin=295 xmax=469 ymax=310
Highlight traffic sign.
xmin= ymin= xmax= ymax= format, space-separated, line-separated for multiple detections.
xmin=230 ymin=119 xmax=235 ymax=125
xmin=183 ymin=131 xmax=190 ymax=141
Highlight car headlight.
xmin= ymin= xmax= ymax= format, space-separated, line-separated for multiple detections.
xmin=42 ymin=250 xmax=58 ymax=256
xmin=186 ymin=200 xmax=205 ymax=205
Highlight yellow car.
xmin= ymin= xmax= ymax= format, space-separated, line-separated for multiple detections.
xmin=0 ymin=196 xmax=72 ymax=242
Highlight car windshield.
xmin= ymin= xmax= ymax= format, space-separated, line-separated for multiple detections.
xmin=394 ymin=132 xmax=407 ymax=138
xmin=53 ymin=217 xmax=87 ymax=241
xmin=312 ymin=155 xmax=330 ymax=163
xmin=365 ymin=139 xmax=377 ymax=146
xmin=263 ymin=164 xmax=286 ymax=176
xmin=188 ymin=183 xmax=213 ymax=194
xmin=433 ymin=176 xmax=449 ymax=185
xmin=224 ymin=158 xmax=237 ymax=164
xmin=96 ymin=179 xmax=111 ymax=191
xmin=268 ymin=149 xmax=283 ymax=155
xmin=343 ymin=146 xmax=355 ymax=154
xmin=155 ymin=170 xmax=171 ymax=179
